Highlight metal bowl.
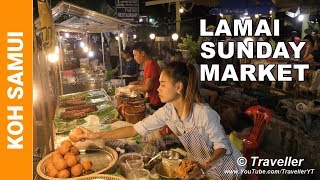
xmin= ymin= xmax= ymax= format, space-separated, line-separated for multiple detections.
xmin=154 ymin=160 xmax=183 ymax=180
xmin=160 ymin=150 xmax=183 ymax=160
xmin=75 ymin=68 xmax=92 ymax=75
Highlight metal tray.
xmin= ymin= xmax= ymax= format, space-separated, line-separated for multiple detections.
xmin=37 ymin=147 xmax=118 ymax=180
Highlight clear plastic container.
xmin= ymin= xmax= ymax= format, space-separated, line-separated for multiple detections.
xmin=118 ymin=153 xmax=144 ymax=178
xmin=128 ymin=168 xmax=150 ymax=180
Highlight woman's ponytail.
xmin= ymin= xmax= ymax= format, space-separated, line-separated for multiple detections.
xmin=184 ymin=63 xmax=202 ymax=115
xmin=163 ymin=62 xmax=203 ymax=118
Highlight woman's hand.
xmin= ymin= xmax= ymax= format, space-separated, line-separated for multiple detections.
xmin=129 ymin=81 xmax=139 ymax=85
xmin=129 ymin=86 xmax=137 ymax=92
xmin=198 ymin=160 xmax=212 ymax=171
xmin=76 ymin=127 xmax=99 ymax=141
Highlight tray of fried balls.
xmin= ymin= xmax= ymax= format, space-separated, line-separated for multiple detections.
xmin=37 ymin=132 xmax=118 ymax=179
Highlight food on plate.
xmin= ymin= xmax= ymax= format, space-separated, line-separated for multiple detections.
xmin=73 ymin=128 xmax=84 ymax=135
xmin=60 ymin=110 xmax=88 ymax=120
xmin=69 ymin=128 xmax=84 ymax=142
xmin=60 ymin=97 xmax=86 ymax=107
xmin=45 ymin=161 xmax=56 ymax=174
xmin=54 ymin=158 xmax=68 ymax=171
xmin=64 ymin=152 xmax=75 ymax=160
xmin=175 ymin=160 xmax=200 ymax=179
xmin=58 ymin=145 xmax=70 ymax=155
xmin=70 ymin=146 xmax=80 ymax=155
xmin=47 ymin=167 xmax=59 ymax=178
xmin=69 ymin=133 xmax=80 ymax=143
xmin=66 ymin=155 xmax=78 ymax=167
xmin=61 ymin=105 xmax=98 ymax=120
xmin=57 ymin=169 xmax=70 ymax=178
xmin=44 ymin=139 xmax=92 ymax=177
xmin=71 ymin=164 xmax=84 ymax=177
xmin=65 ymin=104 xmax=97 ymax=111
xmin=61 ymin=140 xmax=73 ymax=148
xmin=81 ymin=160 xmax=93 ymax=171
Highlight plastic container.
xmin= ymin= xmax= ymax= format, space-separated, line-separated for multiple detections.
xmin=118 ymin=153 xmax=144 ymax=178
xmin=128 ymin=168 xmax=150 ymax=180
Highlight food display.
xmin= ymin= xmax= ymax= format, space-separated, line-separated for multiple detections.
xmin=54 ymin=89 xmax=118 ymax=133
xmin=44 ymin=140 xmax=93 ymax=178
xmin=69 ymin=128 xmax=85 ymax=143
xmin=61 ymin=105 xmax=98 ymax=120
xmin=60 ymin=97 xmax=86 ymax=107
xmin=175 ymin=160 xmax=201 ymax=179
xmin=37 ymin=146 xmax=118 ymax=180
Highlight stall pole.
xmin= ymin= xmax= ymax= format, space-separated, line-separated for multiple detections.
xmin=175 ymin=1 xmax=181 ymax=33
xmin=57 ymin=31 xmax=64 ymax=95
xmin=117 ymin=29 xmax=124 ymax=86
xmin=101 ymin=33 xmax=105 ymax=68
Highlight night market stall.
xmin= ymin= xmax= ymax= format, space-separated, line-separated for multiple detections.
xmin=33 ymin=0 xmax=320 ymax=180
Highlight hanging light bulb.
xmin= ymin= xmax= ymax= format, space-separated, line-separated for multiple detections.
xmin=88 ymin=51 xmax=94 ymax=58
xmin=83 ymin=46 xmax=89 ymax=53
xmin=298 ymin=15 xmax=304 ymax=22
xmin=54 ymin=46 xmax=59 ymax=54
xmin=48 ymin=53 xmax=59 ymax=63
xmin=171 ymin=33 xmax=179 ymax=41
xmin=65 ymin=32 xmax=70 ymax=38
xmin=149 ymin=33 xmax=156 ymax=40
xmin=133 ymin=34 xmax=137 ymax=39
xmin=80 ymin=41 xmax=85 ymax=48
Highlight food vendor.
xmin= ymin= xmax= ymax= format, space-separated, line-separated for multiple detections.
xmin=75 ymin=61 xmax=244 ymax=179
xmin=111 ymin=47 xmax=140 ymax=84
xmin=129 ymin=42 xmax=163 ymax=110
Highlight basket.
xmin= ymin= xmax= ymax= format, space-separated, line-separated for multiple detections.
xmin=37 ymin=147 xmax=118 ymax=180
xmin=76 ymin=174 xmax=125 ymax=180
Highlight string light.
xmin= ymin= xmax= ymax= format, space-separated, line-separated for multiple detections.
xmin=149 ymin=33 xmax=156 ymax=40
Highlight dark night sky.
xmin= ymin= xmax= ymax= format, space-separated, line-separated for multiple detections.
xmin=33 ymin=0 xmax=215 ymax=37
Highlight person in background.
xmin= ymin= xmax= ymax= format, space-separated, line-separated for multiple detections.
xmin=292 ymin=31 xmax=301 ymax=44
xmin=229 ymin=111 xmax=253 ymax=153
xmin=112 ymin=47 xmax=140 ymax=84
xmin=75 ymin=61 xmax=244 ymax=179
xmin=304 ymin=37 xmax=320 ymax=63
xmin=286 ymin=31 xmax=301 ymax=57
xmin=174 ymin=50 xmax=186 ymax=62
xmin=129 ymin=42 xmax=163 ymax=110
xmin=166 ymin=49 xmax=175 ymax=62
xmin=312 ymin=29 xmax=319 ymax=42
xmin=303 ymin=34 xmax=315 ymax=60
xmin=112 ymin=47 xmax=139 ymax=76
xmin=109 ymin=38 xmax=120 ymax=70
xmin=160 ymin=46 xmax=170 ymax=65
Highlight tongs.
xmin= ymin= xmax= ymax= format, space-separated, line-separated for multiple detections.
xmin=146 ymin=152 xmax=161 ymax=165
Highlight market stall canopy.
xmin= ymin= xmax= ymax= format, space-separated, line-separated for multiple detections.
xmin=34 ymin=2 xmax=135 ymax=33
xmin=145 ymin=0 xmax=219 ymax=7
xmin=210 ymin=0 xmax=277 ymax=15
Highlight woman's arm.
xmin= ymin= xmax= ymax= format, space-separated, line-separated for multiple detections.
xmin=130 ymin=78 xmax=154 ymax=93
xmin=200 ymin=107 xmax=231 ymax=168
xmin=303 ymin=53 xmax=314 ymax=62
xmin=303 ymin=44 xmax=312 ymax=59
xmin=129 ymin=80 xmax=142 ymax=85
xmin=76 ymin=105 xmax=168 ymax=141
xmin=201 ymin=148 xmax=227 ymax=169
xmin=77 ymin=126 xmax=138 ymax=140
